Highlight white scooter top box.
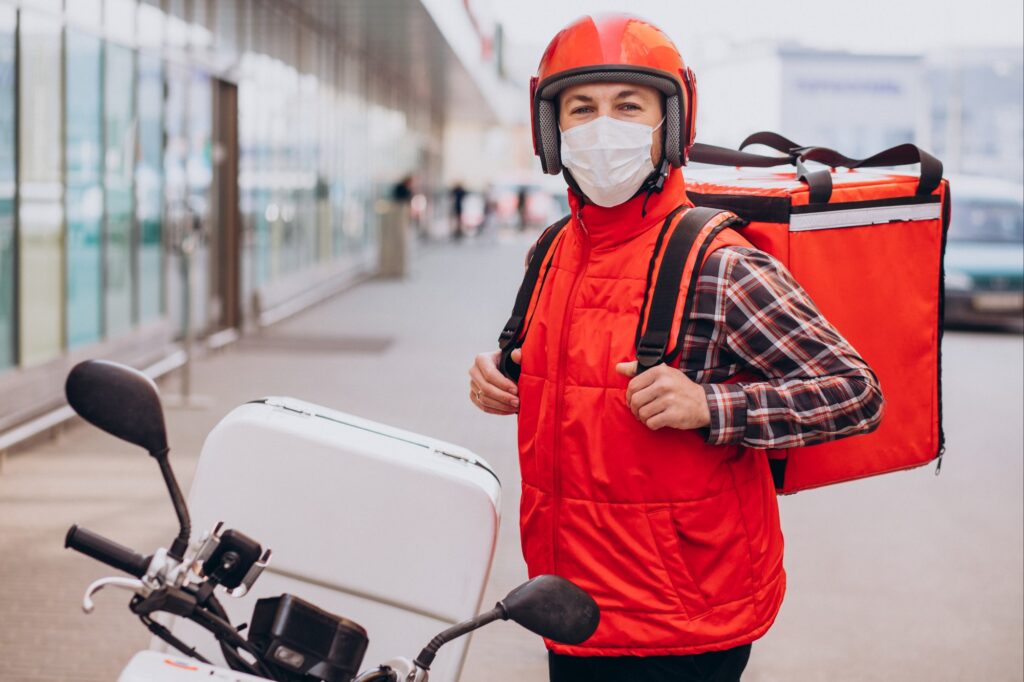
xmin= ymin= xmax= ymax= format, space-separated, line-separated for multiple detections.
xmin=161 ymin=397 xmax=501 ymax=681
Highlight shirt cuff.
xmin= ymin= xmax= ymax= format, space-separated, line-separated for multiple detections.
xmin=701 ymin=383 xmax=749 ymax=446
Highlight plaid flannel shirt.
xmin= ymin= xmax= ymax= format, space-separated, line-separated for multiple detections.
xmin=680 ymin=246 xmax=885 ymax=450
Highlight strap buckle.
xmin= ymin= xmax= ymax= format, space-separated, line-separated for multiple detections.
xmin=787 ymin=145 xmax=812 ymax=163
xmin=498 ymin=316 xmax=523 ymax=350
xmin=636 ymin=335 xmax=668 ymax=372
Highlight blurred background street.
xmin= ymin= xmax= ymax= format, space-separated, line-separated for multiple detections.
xmin=1 ymin=234 xmax=1022 ymax=681
xmin=0 ymin=0 xmax=1021 ymax=680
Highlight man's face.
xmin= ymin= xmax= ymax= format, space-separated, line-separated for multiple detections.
xmin=558 ymin=82 xmax=665 ymax=166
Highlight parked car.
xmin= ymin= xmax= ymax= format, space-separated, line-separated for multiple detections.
xmin=943 ymin=175 xmax=1024 ymax=329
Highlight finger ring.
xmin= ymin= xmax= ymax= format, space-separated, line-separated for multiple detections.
xmin=475 ymin=389 xmax=483 ymax=402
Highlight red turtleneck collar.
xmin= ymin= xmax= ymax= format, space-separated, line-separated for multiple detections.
xmin=567 ymin=168 xmax=692 ymax=250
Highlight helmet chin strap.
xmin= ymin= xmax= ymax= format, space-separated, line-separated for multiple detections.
xmin=638 ymin=121 xmax=671 ymax=216
xmin=639 ymin=154 xmax=671 ymax=218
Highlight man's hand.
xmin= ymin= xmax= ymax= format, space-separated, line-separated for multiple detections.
xmin=469 ymin=349 xmax=522 ymax=415
xmin=615 ymin=361 xmax=711 ymax=431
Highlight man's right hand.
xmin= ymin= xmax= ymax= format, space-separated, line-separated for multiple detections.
xmin=469 ymin=349 xmax=521 ymax=415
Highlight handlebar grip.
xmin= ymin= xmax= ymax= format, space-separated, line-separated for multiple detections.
xmin=65 ymin=525 xmax=150 ymax=578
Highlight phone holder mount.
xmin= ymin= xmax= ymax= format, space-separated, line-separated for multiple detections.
xmin=193 ymin=522 xmax=272 ymax=597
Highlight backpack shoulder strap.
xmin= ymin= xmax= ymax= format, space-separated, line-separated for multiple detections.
xmin=497 ymin=215 xmax=571 ymax=381
xmin=636 ymin=206 xmax=739 ymax=372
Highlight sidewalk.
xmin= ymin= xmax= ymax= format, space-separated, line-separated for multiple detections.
xmin=0 ymin=232 xmax=545 ymax=682
xmin=1 ymin=233 xmax=1021 ymax=682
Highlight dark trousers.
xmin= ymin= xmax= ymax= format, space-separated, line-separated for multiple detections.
xmin=548 ymin=644 xmax=752 ymax=682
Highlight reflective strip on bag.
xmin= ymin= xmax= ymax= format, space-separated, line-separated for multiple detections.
xmin=790 ymin=202 xmax=942 ymax=232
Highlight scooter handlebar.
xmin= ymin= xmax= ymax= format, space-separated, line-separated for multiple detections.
xmin=65 ymin=525 xmax=150 ymax=578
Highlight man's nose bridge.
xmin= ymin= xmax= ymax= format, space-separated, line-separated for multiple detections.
xmin=597 ymin=98 xmax=617 ymax=118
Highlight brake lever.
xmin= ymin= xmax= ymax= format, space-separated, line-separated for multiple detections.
xmin=82 ymin=576 xmax=146 ymax=613
xmin=130 ymin=584 xmax=199 ymax=618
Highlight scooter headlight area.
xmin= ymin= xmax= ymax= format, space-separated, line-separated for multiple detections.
xmin=61 ymin=359 xmax=600 ymax=682
xmin=249 ymin=595 xmax=370 ymax=681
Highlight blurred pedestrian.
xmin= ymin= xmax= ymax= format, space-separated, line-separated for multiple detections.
xmin=451 ymin=182 xmax=467 ymax=241
xmin=517 ymin=185 xmax=529 ymax=230
xmin=392 ymin=174 xmax=414 ymax=204
xmin=392 ymin=174 xmax=425 ymax=240
xmin=481 ymin=183 xmax=497 ymax=236
xmin=467 ymin=15 xmax=884 ymax=682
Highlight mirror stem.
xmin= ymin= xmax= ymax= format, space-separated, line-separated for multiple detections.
xmin=155 ymin=451 xmax=191 ymax=561
xmin=413 ymin=605 xmax=505 ymax=670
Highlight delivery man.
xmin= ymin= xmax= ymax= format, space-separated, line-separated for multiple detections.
xmin=468 ymin=14 xmax=885 ymax=682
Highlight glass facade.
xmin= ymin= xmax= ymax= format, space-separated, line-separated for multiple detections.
xmin=235 ymin=16 xmax=398 ymax=297
xmin=103 ymin=42 xmax=136 ymax=336
xmin=136 ymin=52 xmax=163 ymax=323
xmin=186 ymin=69 xmax=212 ymax=331
xmin=18 ymin=11 xmax=63 ymax=367
xmin=65 ymin=30 xmax=103 ymax=348
xmin=163 ymin=60 xmax=187 ymax=334
xmin=0 ymin=0 xmax=435 ymax=377
xmin=0 ymin=7 xmax=14 ymax=371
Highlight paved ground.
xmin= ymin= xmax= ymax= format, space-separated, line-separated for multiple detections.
xmin=1 ymin=232 xmax=1021 ymax=681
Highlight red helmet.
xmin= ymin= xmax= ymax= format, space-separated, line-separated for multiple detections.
xmin=530 ymin=14 xmax=697 ymax=175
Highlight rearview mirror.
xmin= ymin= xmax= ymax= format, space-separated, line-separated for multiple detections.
xmin=65 ymin=359 xmax=191 ymax=560
xmin=413 ymin=575 xmax=600 ymax=671
xmin=499 ymin=575 xmax=599 ymax=645
xmin=65 ymin=359 xmax=168 ymax=456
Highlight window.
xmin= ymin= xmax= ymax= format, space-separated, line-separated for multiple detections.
xmin=104 ymin=0 xmax=136 ymax=45
xmin=65 ymin=30 xmax=104 ymax=348
xmin=137 ymin=52 xmax=164 ymax=322
xmin=0 ymin=7 xmax=14 ymax=371
xmin=104 ymin=43 xmax=136 ymax=335
xmin=18 ymin=11 xmax=64 ymax=367
xmin=950 ymin=199 xmax=1024 ymax=244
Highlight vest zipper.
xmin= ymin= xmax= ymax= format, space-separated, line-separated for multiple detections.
xmin=551 ymin=209 xmax=590 ymax=574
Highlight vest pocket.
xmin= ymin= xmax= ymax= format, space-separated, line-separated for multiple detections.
xmin=666 ymin=491 xmax=756 ymax=609
xmin=646 ymin=506 xmax=712 ymax=620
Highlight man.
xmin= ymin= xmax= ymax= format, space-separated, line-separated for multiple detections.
xmin=451 ymin=182 xmax=468 ymax=240
xmin=468 ymin=15 xmax=884 ymax=682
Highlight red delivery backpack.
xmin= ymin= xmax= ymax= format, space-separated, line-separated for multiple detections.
xmin=499 ymin=132 xmax=949 ymax=495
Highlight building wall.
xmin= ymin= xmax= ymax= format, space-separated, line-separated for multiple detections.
xmin=778 ymin=49 xmax=925 ymax=158
xmin=926 ymin=48 xmax=1023 ymax=182
xmin=695 ymin=44 xmax=1021 ymax=183
xmin=695 ymin=46 xmax=784 ymax=149
xmin=696 ymin=46 xmax=926 ymax=160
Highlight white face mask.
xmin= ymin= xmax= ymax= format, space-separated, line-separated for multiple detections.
xmin=560 ymin=115 xmax=664 ymax=208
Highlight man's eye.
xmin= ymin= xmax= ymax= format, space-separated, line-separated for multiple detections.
xmin=571 ymin=107 xmax=592 ymax=115
xmin=620 ymin=103 xmax=640 ymax=111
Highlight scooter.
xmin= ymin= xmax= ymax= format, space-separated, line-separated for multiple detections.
xmin=63 ymin=360 xmax=600 ymax=681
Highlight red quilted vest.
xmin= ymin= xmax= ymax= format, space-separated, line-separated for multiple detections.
xmin=516 ymin=169 xmax=786 ymax=656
